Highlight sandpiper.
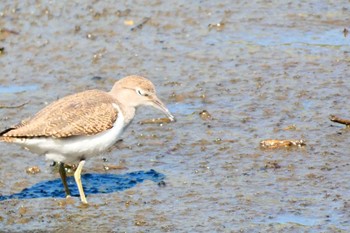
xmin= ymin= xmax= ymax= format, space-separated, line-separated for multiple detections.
xmin=0 ymin=75 xmax=175 ymax=203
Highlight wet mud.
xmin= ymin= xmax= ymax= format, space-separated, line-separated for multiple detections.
xmin=1 ymin=0 xmax=350 ymax=232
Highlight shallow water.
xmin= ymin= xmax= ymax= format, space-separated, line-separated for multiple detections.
xmin=1 ymin=0 xmax=350 ymax=232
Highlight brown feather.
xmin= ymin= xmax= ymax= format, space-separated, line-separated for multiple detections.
xmin=1 ymin=90 xmax=118 ymax=138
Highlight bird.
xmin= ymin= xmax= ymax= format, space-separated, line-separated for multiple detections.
xmin=0 ymin=75 xmax=175 ymax=204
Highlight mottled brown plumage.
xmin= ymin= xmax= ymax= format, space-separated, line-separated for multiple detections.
xmin=1 ymin=90 xmax=118 ymax=139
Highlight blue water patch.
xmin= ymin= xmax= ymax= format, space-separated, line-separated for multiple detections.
xmin=0 ymin=169 xmax=165 ymax=201
xmin=238 ymin=28 xmax=349 ymax=47
xmin=267 ymin=214 xmax=319 ymax=226
xmin=301 ymin=99 xmax=314 ymax=110
xmin=168 ymin=101 xmax=205 ymax=115
xmin=0 ymin=84 xmax=39 ymax=94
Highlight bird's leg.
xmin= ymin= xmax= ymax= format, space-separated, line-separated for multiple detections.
xmin=74 ymin=160 xmax=87 ymax=204
xmin=58 ymin=162 xmax=71 ymax=197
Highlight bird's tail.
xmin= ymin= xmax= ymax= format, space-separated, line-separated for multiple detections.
xmin=0 ymin=128 xmax=16 ymax=142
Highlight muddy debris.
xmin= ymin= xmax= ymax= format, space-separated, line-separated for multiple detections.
xmin=134 ymin=215 xmax=147 ymax=226
xmin=91 ymin=76 xmax=103 ymax=81
xmin=25 ymin=166 xmax=40 ymax=175
xmin=329 ymin=115 xmax=350 ymax=128
xmin=199 ymin=110 xmax=212 ymax=121
xmin=124 ymin=20 xmax=134 ymax=26
xmin=57 ymin=197 xmax=75 ymax=207
xmin=138 ymin=117 xmax=172 ymax=125
xmin=208 ymin=22 xmax=225 ymax=31
xmin=103 ymin=164 xmax=128 ymax=171
xmin=0 ymin=101 xmax=29 ymax=109
xmin=283 ymin=124 xmax=297 ymax=131
xmin=74 ymin=25 xmax=81 ymax=33
xmin=0 ymin=28 xmax=19 ymax=41
xmin=106 ymin=139 xmax=129 ymax=152
xmin=86 ymin=33 xmax=96 ymax=40
xmin=343 ymin=28 xmax=349 ymax=37
xmin=157 ymin=180 xmax=166 ymax=187
xmin=263 ymin=160 xmax=281 ymax=170
xmin=260 ymin=139 xmax=306 ymax=149
xmin=0 ymin=47 xmax=4 ymax=54
xmin=18 ymin=206 xmax=27 ymax=216
xmin=213 ymin=138 xmax=222 ymax=144
xmin=131 ymin=17 xmax=150 ymax=31
xmin=115 ymin=9 xmax=131 ymax=17
xmin=164 ymin=81 xmax=182 ymax=87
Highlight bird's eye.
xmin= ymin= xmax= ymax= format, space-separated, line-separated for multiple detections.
xmin=137 ymin=89 xmax=143 ymax=96
xmin=136 ymin=89 xmax=149 ymax=97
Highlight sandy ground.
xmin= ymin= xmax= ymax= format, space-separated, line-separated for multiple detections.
xmin=1 ymin=0 xmax=350 ymax=232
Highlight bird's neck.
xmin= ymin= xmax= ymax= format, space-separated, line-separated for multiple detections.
xmin=109 ymin=87 xmax=136 ymax=125
xmin=117 ymin=102 xmax=136 ymax=126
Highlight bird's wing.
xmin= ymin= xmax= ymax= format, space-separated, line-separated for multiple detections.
xmin=2 ymin=90 xmax=119 ymax=138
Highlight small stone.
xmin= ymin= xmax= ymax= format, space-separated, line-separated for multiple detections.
xmin=158 ymin=180 xmax=166 ymax=187
xmin=19 ymin=206 xmax=27 ymax=215
xmin=26 ymin=166 xmax=40 ymax=175
xmin=74 ymin=25 xmax=81 ymax=33
xmin=91 ymin=76 xmax=102 ymax=81
xmin=199 ymin=110 xmax=212 ymax=120
xmin=86 ymin=33 xmax=96 ymax=40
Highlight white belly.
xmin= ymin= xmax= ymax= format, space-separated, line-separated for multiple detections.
xmin=12 ymin=110 xmax=126 ymax=163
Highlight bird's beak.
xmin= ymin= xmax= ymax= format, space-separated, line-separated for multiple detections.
xmin=151 ymin=96 xmax=175 ymax=122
